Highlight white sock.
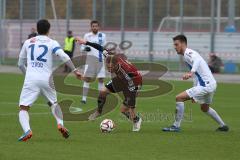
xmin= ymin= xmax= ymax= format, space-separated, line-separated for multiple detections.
xmin=98 ymin=82 xmax=104 ymax=91
xmin=173 ymin=102 xmax=185 ymax=128
xmin=19 ymin=110 xmax=31 ymax=133
xmin=51 ymin=103 xmax=64 ymax=126
xmin=82 ymin=82 xmax=89 ymax=101
xmin=206 ymin=107 xmax=225 ymax=127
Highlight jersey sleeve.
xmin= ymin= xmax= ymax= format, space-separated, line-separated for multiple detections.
xmin=83 ymin=33 xmax=88 ymax=41
xmin=80 ymin=33 xmax=88 ymax=51
xmin=190 ymin=53 xmax=201 ymax=73
xmin=52 ymin=41 xmax=63 ymax=56
xmin=18 ymin=41 xmax=28 ymax=74
xmin=19 ymin=41 xmax=27 ymax=58
xmin=102 ymin=33 xmax=107 ymax=46
xmin=52 ymin=41 xmax=76 ymax=71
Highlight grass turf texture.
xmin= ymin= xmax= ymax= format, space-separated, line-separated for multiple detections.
xmin=0 ymin=73 xmax=239 ymax=160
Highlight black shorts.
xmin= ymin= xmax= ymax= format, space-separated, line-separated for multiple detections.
xmin=105 ymin=77 xmax=139 ymax=108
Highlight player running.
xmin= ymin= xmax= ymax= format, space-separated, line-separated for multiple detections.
xmin=17 ymin=19 xmax=82 ymax=141
xmin=162 ymin=34 xmax=229 ymax=132
xmin=76 ymin=37 xmax=142 ymax=132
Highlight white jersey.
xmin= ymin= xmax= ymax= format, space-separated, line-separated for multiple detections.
xmin=19 ymin=35 xmax=63 ymax=82
xmin=184 ymin=48 xmax=216 ymax=86
xmin=83 ymin=32 xmax=106 ymax=62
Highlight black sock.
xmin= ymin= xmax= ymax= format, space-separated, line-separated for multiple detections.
xmin=133 ymin=116 xmax=140 ymax=123
xmin=122 ymin=112 xmax=130 ymax=120
xmin=97 ymin=95 xmax=106 ymax=114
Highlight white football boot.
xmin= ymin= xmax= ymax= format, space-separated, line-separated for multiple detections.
xmin=132 ymin=117 xmax=142 ymax=132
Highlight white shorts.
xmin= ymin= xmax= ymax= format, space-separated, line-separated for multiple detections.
xmin=83 ymin=55 xmax=106 ymax=78
xmin=186 ymin=83 xmax=217 ymax=104
xmin=19 ymin=80 xmax=57 ymax=107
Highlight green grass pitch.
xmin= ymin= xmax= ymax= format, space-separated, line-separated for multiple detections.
xmin=0 ymin=73 xmax=239 ymax=160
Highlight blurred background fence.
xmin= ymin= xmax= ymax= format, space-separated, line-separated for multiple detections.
xmin=0 ymin=0 xmax=239 ymax=73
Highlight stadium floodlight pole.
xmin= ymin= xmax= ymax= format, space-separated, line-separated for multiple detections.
xmin=50 ymin=0 xmax=61 ymax=35
xmin=92 ymin=0 xmax=96 ymax=20
xmin=197 ymin=0 xmax=202 ymax=17
xmin=228 ymin=0 xmax=235 ymax=27
xmin=35 ymin=0 xmax=38 ymax=21
xmin=0 ymin=0 xmax=3 ymax=64
xmin=0 ymin=1 xmax=1 ymax=18
xmin=179 ymin=0 xmax=184 ymax=34
xmin=210 ymin=0 xmax=216 ymax=53
xmin=66 ymin=0 xmax=72 ymax=33
xmin=134 ymin=0 xmax=139 ymax=28
xmin=19 ymin=0 xmax=23 ymax=48
xmin=2 ymin=0 xmax=5 ymax=19
xmin=120 ymin=0 xmax=125 ymax=42
xmin=101 ymin=0 xmax=105 ymax=28
xmin=179 ymin=0 xmax=184 ymax=72
xmin=166 ymin=0 xmax=170 ymax=16
xmin=39 ymin=0 xmax=46 ymax=19
xmin=148 ymin=0 xmax=154 ymax=62
xmin=216 ymin=0 xmax=221 ymax=32
xmin=197 ymin=0 xmax=202 ymax=31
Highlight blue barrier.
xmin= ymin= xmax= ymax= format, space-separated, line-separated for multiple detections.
xmin=224 ymin=61 xmax=238 ymax=73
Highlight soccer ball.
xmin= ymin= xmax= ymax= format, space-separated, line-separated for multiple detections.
xmin=100 ymin=119 xmax=115 ymax=133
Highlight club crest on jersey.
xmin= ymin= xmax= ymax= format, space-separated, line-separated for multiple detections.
xmin=187 ymin=52 xmax=192 ymax=58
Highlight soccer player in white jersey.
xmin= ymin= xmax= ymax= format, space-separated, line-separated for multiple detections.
xmin=163 ymin=35 xmax=229 ymax=132
xmin=80 ymin=20 xmax=106 ymax=104
xmin=17 ymin=19 xmax=82 ymax=141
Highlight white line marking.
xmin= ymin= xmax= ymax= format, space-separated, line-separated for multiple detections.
xmin=0 ymin=102 xmax=83 ymax=116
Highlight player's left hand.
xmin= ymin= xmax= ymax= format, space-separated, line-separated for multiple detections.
xmin=182 ymin=72 xmax=193 ymax=80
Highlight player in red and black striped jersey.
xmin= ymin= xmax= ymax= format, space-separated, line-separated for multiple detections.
xmin=76 ymin=37 xmax=142 ymax=131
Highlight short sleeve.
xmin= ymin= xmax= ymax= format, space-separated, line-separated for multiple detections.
xmin=102 ymin=33 xmax=107 ymax=46
xmin=83 ymin=33 xmax=88 ymax=41
xmin=19 ymin=41 xmax=27 ymax=58
xmin=52 ymin=41 xmax=62 ymax=55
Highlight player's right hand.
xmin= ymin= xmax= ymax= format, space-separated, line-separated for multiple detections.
xmin=191 ymin=98 xmax=196 ymax=103
xmin=182 ymin=72 xmax=193 ymax=80
xmin=75 ymin=37 xmax=86 ymax=45
xmin=73 ymin=69 xmax=83 ymax=80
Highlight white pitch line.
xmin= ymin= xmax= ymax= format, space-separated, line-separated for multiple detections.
xmin=0 ymin=101 xmax=47 ymax=107
xmin=0 ymin=102 xmax=83 ymax=116
xmin=0 ymin=112 xmax=50 ymax=116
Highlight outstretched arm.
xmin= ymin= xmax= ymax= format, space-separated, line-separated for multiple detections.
xmin=54 ymin=47 xmax=82 ymax=80
xmin=75 ymin=37 xmax=106 ymax=53
xmin=86 ymin=41 xmax=104 ymax=52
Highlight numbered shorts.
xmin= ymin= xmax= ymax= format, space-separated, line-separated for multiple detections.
xmin=186 ymin=83 xmax=217 ymax=104
xmin=19 ymin=80 xmax=57 ymax=107
xmin=84 ymin=55 xmax=106 ymax=78
xmin=105 ymin=77 xmax=139 ymax=108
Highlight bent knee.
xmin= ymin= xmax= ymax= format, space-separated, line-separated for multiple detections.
xmin=98 ymin=78 xmax=104 ymax=83
xmin=176 ymin=95 xmax=184 ymax=102
xmin=19 ymin=105 xmax=30 ymax=111
xmin=201 ymin=104 xmax=209 ymax=112
xmin=120 ymin=106 xmax=129 ymax=113
xmin=84 ymin=77 xmax=93 ymax=83
xmin=99 ymin=90 xmax=108 ymax=98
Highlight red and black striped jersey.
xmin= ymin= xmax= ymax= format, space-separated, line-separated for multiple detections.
xmin=114 ymin=55 xmax=142 ymax=91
